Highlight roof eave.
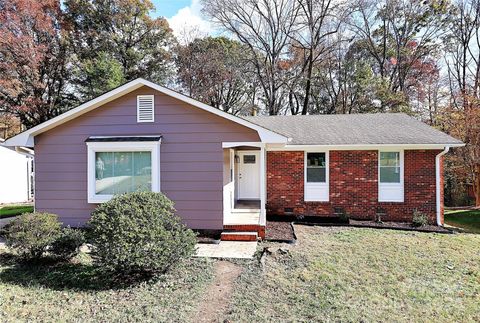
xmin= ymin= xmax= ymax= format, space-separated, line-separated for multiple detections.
xmin=5 ymin=133 xmax=33 ymax=147
xmin=267 ymin=143 xmax=465 ymax=151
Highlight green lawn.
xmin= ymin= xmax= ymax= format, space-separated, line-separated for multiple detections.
xmin=1 ymin=226 xmax=479 ymax=322
xmin=445 ymin=209 xmax=480 ymax=234
xmin=227 ymin=226 xmax=480 ymax=322
xmin=0 ymin=205 xmax=34 ymax=218
xmin=0 ymin=253 xmax=214 ymax=322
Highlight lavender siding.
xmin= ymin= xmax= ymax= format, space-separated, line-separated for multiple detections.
xmin=35 ymin=86 xmax=260 ymax=229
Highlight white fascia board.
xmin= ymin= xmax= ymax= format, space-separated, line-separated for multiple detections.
xmin=267 ymin=143 xmax=465 ymax=151
xmin=5 ymin=78 xmax=288 ymax=147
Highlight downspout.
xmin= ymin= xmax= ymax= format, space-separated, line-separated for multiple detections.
xmin=436 ymin=146 xmax=450 ymax=226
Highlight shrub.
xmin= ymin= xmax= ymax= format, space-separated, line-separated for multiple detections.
xmin=87 ymin=191 xmax=197 ymax=275
xmin=338 ymin=212 xmax=350 ymax=223
xmin=3 ymin=212 xmax=61 ymax=259
xmin=51 ymin=227 xmax=86 ymax=260
xmin=375 ymin=207 xmax=386 ymax=223
xmin=412 ymin=209 xmax=429 ymax=227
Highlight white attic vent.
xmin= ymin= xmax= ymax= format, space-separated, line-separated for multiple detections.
xmin=137 ymin=95 xmax=154 ymax=122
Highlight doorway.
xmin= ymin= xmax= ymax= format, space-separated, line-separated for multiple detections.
xmin=236 ymin=151 xmax=260 ymax=200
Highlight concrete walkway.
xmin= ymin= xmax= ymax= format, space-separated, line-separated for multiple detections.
xmin=0 ymin=241 xmax=258 ymax=258
xmin=0 ymin=216 xmax=17 ymax=229
xmin=0 ymin=217 xmax=16 ymax=249
xmin=0 ymin=216 xmax=259 ymax=259
xmin=195 ymin=241 xmax=257 ymax=259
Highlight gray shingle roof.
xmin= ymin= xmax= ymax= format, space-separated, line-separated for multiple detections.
xmin=244 ymin=113 xmax=463 ymax=145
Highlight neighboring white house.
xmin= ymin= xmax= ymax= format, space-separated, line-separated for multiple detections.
xmin=0 ymin=138 xmax=34 ymax=204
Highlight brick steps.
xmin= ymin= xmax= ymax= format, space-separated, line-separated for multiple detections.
xmin=223 ymin=224 xmax=266 ymax=240
xmin=223 ymin=224 xmax=261 ymax=231
xmin=221 ymin=231 xmax=258 ymax=241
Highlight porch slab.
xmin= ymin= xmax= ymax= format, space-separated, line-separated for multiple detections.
xmin=195 ymin=241 xmax=257 ymax=259
xmin=235 ymin=200 xmax=261 ymax=209
xmin=224 ymin=211 xmax=260 ymax=225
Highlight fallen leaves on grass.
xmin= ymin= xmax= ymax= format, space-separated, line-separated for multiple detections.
xmin=227 ymin=226 xmax=480 ymax=322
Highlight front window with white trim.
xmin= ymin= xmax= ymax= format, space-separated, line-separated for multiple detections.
xmin=305 ymin=152 xmax=329 ymax=201
xmin=87 ymin=140 xmax=160 ymax=203
xmin=378 ymin=151 xmax=404 ymax=202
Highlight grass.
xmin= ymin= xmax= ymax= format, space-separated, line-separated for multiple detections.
xmin=1 ymin=226 xmax=479 ymax=322
xmin=0 ymin=252 xmax=214 ymax=322
xmin=445 ymin=209 xmax=480 ymax=234
xmin=0 ymin=205 xmax=34 ymax=218
xmin=227 ymin=226 xmax=480 ymax=322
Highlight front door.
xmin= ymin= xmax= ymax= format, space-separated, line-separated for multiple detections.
xmin=237 ymin=151 xmax=260 ymax=199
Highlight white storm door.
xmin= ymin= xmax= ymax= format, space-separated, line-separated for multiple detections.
xmin=237 ymin=151 xmax=260 ymax=199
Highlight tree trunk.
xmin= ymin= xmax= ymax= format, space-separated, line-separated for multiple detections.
xmin=302 ymin=51 xmax=314 ymax=115
xmin=475 ymin=164 xmax=480 ymax=207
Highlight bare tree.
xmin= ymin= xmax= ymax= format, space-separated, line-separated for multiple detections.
xmin=175 ymin=37 xmax=257 ymax=115
xmin=443 ymin=0 xmax=480 ymax=206
xmin=202 ymin=0 xmax=300 ymax=115
xmin=347 ymin=0 xmax=449 ymax=110
xmin=445 ymin=0 xmax=480 ymax=106
xmin=290 ymin=0 xmax=343 ymax=114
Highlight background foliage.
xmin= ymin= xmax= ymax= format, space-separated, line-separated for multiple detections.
xmin=0 ymin=0 xmax=478 ymax=205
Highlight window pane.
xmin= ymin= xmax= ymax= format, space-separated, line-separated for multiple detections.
xmin=133 ymin=152 xmax=152 ymax=191
xmin=95 ymin=151 xmax=151 ymax=195
xmin=96 ymin=152 xmax=114 ymax=194
xmin=307 ymin=153 xmax=326 ymax=167
xmin=243 ymin=155 xmax=256 ymax=164
xmin=380 ymin=167 xmax=400 ymax=183
xmin=380 ymin=152 xmax=399 ymax=166
xmin=307 ymin=168 xmax=326 ymax=182
xmin=113 ymin=152 xmax=134 ymax=194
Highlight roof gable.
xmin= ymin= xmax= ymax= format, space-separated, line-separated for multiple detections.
xmin=5 ymin=79 xmax=287 ymax=147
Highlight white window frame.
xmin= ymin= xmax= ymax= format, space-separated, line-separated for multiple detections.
xmin=137 ymin=95 xmax=155 ymax=123
xmin=378 ymin=150 xmax=404 ymax=202
xmin=86 ymin=141 xmax=161 ymax=203
xmin=304 ymin=150 xmax=329 ymax=202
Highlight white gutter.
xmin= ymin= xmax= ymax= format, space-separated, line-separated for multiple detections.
xmin=436 ymin=146 xmax=450 ymax=226
xmin=267 ymin=143 xmax=465 ymax=151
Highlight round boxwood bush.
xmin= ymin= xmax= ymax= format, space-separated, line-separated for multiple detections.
xmin=3 ymin=212 xmax=62 ymax=259
xmin=87 ymin=192 xmax=197 ymax=274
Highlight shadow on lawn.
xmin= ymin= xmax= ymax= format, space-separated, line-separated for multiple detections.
xmin=0 ymin=253 xmax=153 ymax=291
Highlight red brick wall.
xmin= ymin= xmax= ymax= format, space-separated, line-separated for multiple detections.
xmin=266 ymin=150 xmax=442 ymax=224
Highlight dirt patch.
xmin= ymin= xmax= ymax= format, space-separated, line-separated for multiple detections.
xmin=265 ymin=220 xmax=296 ymax=242
xmin=192 ymin=260 xmax=242 ymax=323
xmin=195 ymin=230 xmax=222 ymax=244
xmin=349 ymin=220 xmax=452 ymax=233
